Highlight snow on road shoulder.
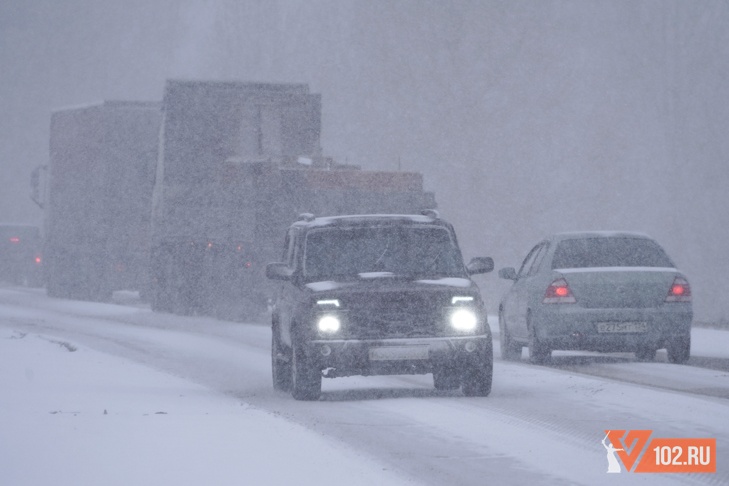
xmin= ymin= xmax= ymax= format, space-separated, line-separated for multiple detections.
xmin=0 ymin=328 xmax=414 ymax=486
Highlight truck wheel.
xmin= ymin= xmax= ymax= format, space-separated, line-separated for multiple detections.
xmin=461 ymin=357 xmax=493 ymax=397
xmin=291 ymin=343 xmax=321 ymax=401
xmin=433 ymin=365 xmax=461 ymax=391
xmin=499 ymin=311 xmax=522 ymax=361
xmin=666 ymin=334 xmax=690 ymax=364
xmin=271 ymin=328 xmax=292 ymax=392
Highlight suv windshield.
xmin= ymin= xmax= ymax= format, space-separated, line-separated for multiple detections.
xmin=552 ymin=237 xmax=675 ymax=269
xmin=303 ymin=225 xmax=465 ymax=280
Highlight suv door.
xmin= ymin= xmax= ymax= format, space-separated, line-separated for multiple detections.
xmin=272 ymin=229 xmax=300 ymax=349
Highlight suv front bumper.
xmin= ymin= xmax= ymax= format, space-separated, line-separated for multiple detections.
xmin=304 ymin=334 xmax=492 ymax=378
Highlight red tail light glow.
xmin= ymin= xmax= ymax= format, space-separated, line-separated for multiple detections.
xmin=34 ymin=256 xmax=42 ymax=265
xmin=665 ymin=277 xmax=691 ymax=302
xmin=9 ymin=237 xmax=20 ymax=243
xmin=543 ymin=278 xmax=576 ymax=304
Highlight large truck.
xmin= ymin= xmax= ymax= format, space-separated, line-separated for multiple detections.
xmin=46 ymin=101 xmax=161 ymax=300
xmin=150 ymin=80 xmax=435 ymax=319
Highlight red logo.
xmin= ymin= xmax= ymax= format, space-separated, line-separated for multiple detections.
xmin=604 ymin=430 xmax=715 ymax=473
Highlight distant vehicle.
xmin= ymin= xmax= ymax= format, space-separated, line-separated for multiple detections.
xmin=498 ymin=232 xmax=693 ymax=364
xmin=45 ymin=101 xmax=161 ymax=301
xmin=266 ymin=212 xmax=495 ymax=400
xmin=151 ymin=80 xmax=436 ymax=320
xmin=0 ymin=224 xmax=43 ymax=287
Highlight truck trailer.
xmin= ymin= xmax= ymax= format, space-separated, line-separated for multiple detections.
xmin=46 ymin=101 xmax=161 ymax=300
xmin=151 ymin=80 xmax=436 ymax=319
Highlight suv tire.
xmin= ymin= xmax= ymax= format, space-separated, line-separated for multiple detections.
xmin=291 ymin=342 xmax=322 ymax=401
xmin=462 ymin=355 xmax=493 ymax=397
xmin=271 ymin=327 xmax=292 ymax=392
xmin=433 ymin=365 xmax=461 ymax=391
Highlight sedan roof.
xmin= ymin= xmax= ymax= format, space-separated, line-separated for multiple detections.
xmin=548 ymin=231 xmax=654 ymax=242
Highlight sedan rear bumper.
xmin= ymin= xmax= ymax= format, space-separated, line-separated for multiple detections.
xmin=533 ymin=304 xmax=692 ymax=352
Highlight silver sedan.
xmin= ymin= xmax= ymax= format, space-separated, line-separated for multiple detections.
xmin=498 ymin=232 xmax=692 ymax=364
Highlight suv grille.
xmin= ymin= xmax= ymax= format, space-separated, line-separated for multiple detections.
xmin=344 ymin=291 xmax=445 ymax=339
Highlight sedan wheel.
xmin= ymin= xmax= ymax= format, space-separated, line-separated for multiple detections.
xmin=528 ymin=320 xmax=551 ymax=365
xmin=499 ymin=311 xmax=522 ymax=361
xmin=635 ymin=346 xmax=657 ymax=362
xmin=666 ymin=334 xmax=691 ymax=364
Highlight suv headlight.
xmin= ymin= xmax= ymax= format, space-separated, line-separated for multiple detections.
xmin=317 ymin=314 xmax=341 ymax=333
xmin=449 ymin=308 xmax=478 ymax=331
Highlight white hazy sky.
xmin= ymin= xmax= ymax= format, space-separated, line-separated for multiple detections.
xmin=1 ymin=1 xmax=727 ymax=320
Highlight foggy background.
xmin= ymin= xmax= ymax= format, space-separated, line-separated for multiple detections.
xmin=1 ymin=0 xmax=727 ymax=322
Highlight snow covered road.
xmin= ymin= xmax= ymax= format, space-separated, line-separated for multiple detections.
xmin=1 ymin=286 xmax=727 ymax=485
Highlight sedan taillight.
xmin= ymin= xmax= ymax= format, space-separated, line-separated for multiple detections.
xmin=543 ymin=278 xmax=576 ymax=304
xmin=665 ymin=276 xmax=691 ymax=302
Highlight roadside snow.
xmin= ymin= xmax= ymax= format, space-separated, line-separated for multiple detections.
xmin=1 ymin=288 xmax=727 ymax=485
xmin=691 ymin=327 xmax=729 ymax=359
xmin=0 ymin=328 xmax=413 ymax=486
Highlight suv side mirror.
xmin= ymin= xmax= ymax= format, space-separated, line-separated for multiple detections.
xmin=498 ymin=267 xmax=517 ymax=281
xmin=466 ymin=257 xmax=494 ymax=275
xmin=266 ymin=262 xmax=294 ymax=281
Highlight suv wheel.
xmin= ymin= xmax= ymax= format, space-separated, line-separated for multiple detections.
xmin=462 ymin=356 xmax=493 ymax=397
xmin=666 ymin=334 xmax=690 ymax=364
xmin=291 ymin=342 xmax=322 ymax=401
xmin=271 ymin=326 xmax=292 ymax=392
xmin=499 ymin=311 xmax=522 ymax=361
xmin=433 ymin=365 xmax=461 ymax=391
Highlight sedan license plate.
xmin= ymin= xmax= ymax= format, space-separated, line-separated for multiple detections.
xmin=596 ymin=322 xmax=648 ymax=333
xmin=369 ymin=345 xmax=429 ymax=361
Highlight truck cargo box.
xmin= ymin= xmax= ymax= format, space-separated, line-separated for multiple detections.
xmin=150 ymin=80 xmax=436 ymax=320
xmin=46 ymin=101 xmax=161 ymax=300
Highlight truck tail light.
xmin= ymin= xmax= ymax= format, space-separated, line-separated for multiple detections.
xmin=543 ymin=278 xmax=576 ymax=304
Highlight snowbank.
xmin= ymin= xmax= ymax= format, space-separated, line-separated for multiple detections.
xmin=0 ymin=329 xmax=412 ymax=486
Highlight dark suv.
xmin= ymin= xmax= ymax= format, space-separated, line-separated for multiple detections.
xmin=266 ymin=212 xmax=495 ymax=400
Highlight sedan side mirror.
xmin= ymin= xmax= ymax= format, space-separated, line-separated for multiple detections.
xmin=466 ymin=257 xmax=494 ymax=275
xmin=498 ymin=267 xmax=517 ymax=281
xmin=266 ymin=262 xmax=294 ymax=281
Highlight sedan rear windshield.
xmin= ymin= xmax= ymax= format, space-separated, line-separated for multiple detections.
xmin=304 ymin=225 xmax=465 ymax=280
xmin=552 ymin=237 xmax=674 ymax=269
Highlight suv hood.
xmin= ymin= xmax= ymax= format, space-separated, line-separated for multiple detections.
xmin=304 ymin=276 xmax=482 ymax=312
xmin=305 ymin=276 xmax=474 ymax=293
